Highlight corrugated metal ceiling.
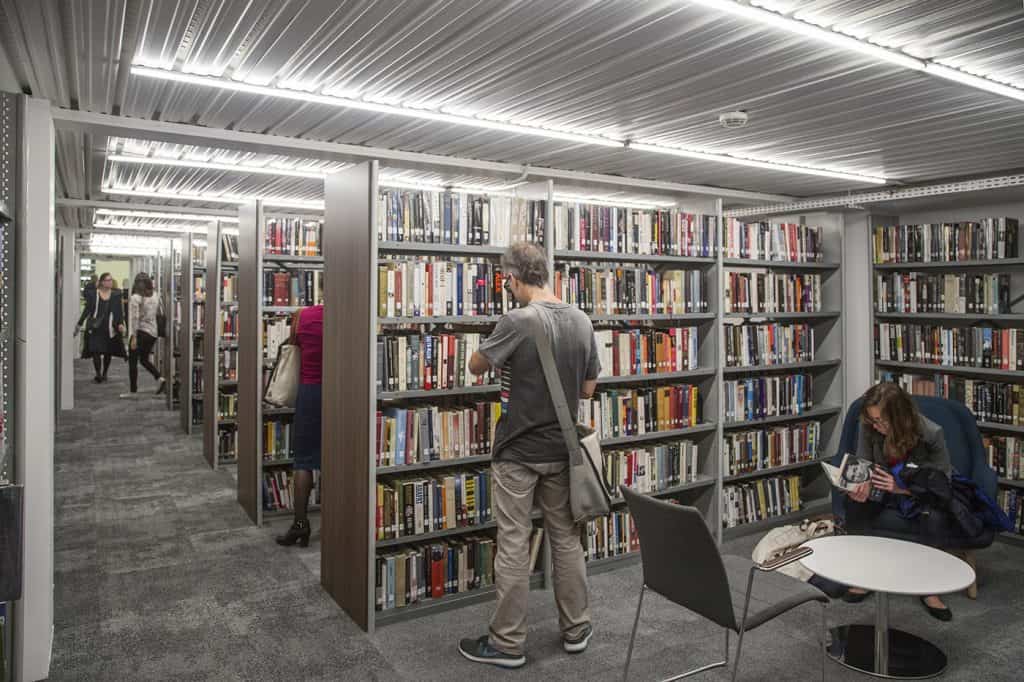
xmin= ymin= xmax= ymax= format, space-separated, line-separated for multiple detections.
xmin=2 ymin=0 xmax=1024 ymax=227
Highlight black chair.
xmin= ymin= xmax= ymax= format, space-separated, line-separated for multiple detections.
xmin=620 ymin=486 xmax=829 ymax=682
xmin=831 ymin=396 xmax=997 ymax=596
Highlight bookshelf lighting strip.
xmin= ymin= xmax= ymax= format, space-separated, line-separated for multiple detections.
xmin=129 ymin=65 xmax=887 ymax=185
xmin=95 ymin=208 xmax=240 ymax=223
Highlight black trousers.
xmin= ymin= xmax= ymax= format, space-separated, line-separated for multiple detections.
xmin=844 ymin=495 xmax=952 ymax=548
xmin=129 ymin=330 xmax=161 ymax=392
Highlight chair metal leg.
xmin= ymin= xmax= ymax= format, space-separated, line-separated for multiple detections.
xmin=622 ymin=584 xmax=646 ymax=682
xmin=731 ymin=568 xmax=757 ymax=682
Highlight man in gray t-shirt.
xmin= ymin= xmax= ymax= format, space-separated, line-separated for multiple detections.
xmin=458 ymin=242 xmax=599 ymax=670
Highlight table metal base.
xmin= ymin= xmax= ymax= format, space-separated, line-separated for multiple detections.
xmin=828 ymin=625 xmax=947 ymax=679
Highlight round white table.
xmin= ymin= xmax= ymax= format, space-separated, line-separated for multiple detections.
xmin=800 ymin=535 xmax=975 ymax=679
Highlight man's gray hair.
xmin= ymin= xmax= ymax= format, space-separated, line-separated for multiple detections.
xmin=501 ymin=242 xmax=549 ymax=287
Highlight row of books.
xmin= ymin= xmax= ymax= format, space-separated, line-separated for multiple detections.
xmin=722 ymin=475 xmax=803 ymax=529
xmin=192 ymin=274 xmax=206 ymax=301
xmin=264 ymin=419 xmax=294 ymax=460
xmin=191 ymin=399 xmax=203 ymax=426
xmin=984 ymin=435 xmax=1024 ymax=480
xmin=375 ymin=402 xmax=501 ymax=468
xmin=553 ymin=265 xmax=708 ymax=315
xmin=872 ymin=219 xmax=1019 ymax=264
xmin=873 ymin=272 xmax=1011 ymax=314
xmin=375 ymin=536 xmax=495 ymax=612
xmin=724 ymin=323 xmax=815 ymax=368
xmin=583 ymin=510 xmax=639 ymax=561
xmin=595 ymin=327 xmax=700 ymax=377
xmin=723 ymin=421 xmax=821 ymax=476
xmin=220 ymin=309 xmax=239 ymax=339
xmin=723 ymin=272 xmax=822 ymax=314
xmin=377 ymin=259 xmax=518 ymax=318
xmin=602 ymin=441 xmax=700 ymax=496
xmin=219 ymin=429 xmax=237 ymax=458
xmin=375 ymin=469 xmax=492 ymax=540
xmin=264 ymin=316 xmax=291 ymax=362
xmin=552 ymin=205 xmax=716 ymax=257
xmin=874 ymin=323 xmax=1024 ymax=370
xmin=218 ymin=393 xmax=237 ymax=419
xmin=221 ymin=274 xmax=238 ymax=303
xmin=724 ymin=221 xmax=825 ymax=262
xmin=577 ymin=385 xmax=702 ymax=439
xmin=191 ymin=243 xmax=206 ymax=265
xmin=265 ymin=218 xmax=322 ymax=257
xmin=193 ymin=301 xmax=206 ymax=331
xmin=881 ymin=372 xmax=1024 ymax=426
xmin=377 ymin=190 xmax=545 ymax=246
xmin=221 ymin=234 xmax=239 ymax=261
xmin=376 ymin=333 xmax=495 ymax=393
xmin=263 ymin=270 xmax=324 ymax=307
xmin=191 ymin=366 xmax=204 ymax=393
xmin=220 ymin=348 xmax=238 ymax=381
xmin=724 ymin=374 xmax=814 ymax=423
xmin=262 ymin=469 xmax=321 ymax=512
xmin=996 ymin=489 xmax=1023 ymax=535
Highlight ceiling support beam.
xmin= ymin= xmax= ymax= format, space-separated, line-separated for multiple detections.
xmin=56 ymin=197 xmax=237 ymax=216
xmin=50 ymin=107 xmax=794 ymax=205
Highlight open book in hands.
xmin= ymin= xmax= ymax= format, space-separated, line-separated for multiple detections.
xmin=820 ymin=453 xmax=884 ymax=501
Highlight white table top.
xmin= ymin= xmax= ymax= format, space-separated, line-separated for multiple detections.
xmin=799 ymin=536 xmax=975 ymax=596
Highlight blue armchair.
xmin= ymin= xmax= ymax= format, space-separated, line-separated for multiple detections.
xmin=832 ymin=396 xmax=998 ymax=596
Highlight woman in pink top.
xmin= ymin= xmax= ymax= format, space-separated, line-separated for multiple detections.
xmin=276 ymin=304 xmax=323 ymax=547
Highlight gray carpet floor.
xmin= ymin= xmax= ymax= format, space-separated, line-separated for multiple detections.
xmin=50 ymin=360 xmax=1023 ymax=680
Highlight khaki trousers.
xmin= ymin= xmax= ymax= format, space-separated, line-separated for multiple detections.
xmin=488 ymin=459 xmax=591 ymax=655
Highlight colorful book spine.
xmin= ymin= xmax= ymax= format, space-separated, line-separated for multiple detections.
xmin=723 ymin=421 xmax=820 ymax=476
xmin=553 ymin=265 xmax=707 ymax=315
xmin=721 ymin=475 xmax=803 ymax=528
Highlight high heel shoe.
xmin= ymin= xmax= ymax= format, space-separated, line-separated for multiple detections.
xmin=276 ymin=519 xmax=310 ymax=547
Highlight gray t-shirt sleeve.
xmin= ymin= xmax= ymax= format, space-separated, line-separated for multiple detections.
xmin=586 ymin=331 xmax=600 ymax=380
xmin=478 ymin=314 xmax=523 ymax=368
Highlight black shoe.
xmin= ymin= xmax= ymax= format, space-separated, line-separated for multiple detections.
xmin=842 ymin=589 xmax=874 ymax=603
xmin=920 ymin=597 xmax=952 ymax=622
xmin=458 ymin=636 xmax=526 ymax=669
xmin=563 ymin=624 xmax=593 ymax=654
xmin=155 ymin=378 xmax=167 ymax=395
xmin=275 ymin=519 xmax=310 ymax=547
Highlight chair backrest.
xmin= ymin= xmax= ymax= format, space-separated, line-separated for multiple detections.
xmin=833 ymin=395 xmax=996 ymax=507
xmin=620 ymin=486 xmax=737 ymax=631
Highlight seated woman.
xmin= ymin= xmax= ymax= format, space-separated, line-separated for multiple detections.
xmin=843 ymin=382 xmax=955 ymax=621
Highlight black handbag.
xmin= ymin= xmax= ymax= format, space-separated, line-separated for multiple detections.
xmin=156 ymin=312 xmax=168 ymax=338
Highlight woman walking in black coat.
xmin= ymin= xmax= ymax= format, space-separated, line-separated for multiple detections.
xmin=75 ymin=271 xmax=127 ymax=382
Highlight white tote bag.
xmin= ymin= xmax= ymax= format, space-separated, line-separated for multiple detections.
xmin=264 ymin=343 xmax=300 ymax=408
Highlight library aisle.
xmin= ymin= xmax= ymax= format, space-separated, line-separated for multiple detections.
xmin=49 ymin=367 xmax=1023 ymax=680
xmin=49 ymin=360 xmax=396 ymax=680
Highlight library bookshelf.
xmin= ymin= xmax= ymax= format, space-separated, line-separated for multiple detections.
xmin=718 ymin=212 xmax=846 ymax=540
xmin=202 ymin=221 xmax=239 ymax=470
xmin=236 ymin=204 xmax=325 ymax=525
xmin=312 ymin=162 xmax=845 ymax=632
xmin=867 ymin=206 xmax=1024 ymax=542
xmin=184 ymin=235 xmax=205 ymax=434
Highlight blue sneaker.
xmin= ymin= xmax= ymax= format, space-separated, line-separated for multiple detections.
xmin=458 ymin=636 xmax=526 ymax=669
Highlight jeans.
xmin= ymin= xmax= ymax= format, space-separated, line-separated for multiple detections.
xmin=129 ymin=330 xmax=161 ymax=391
xmin=488 ymin=459 xmax=590 ymax=656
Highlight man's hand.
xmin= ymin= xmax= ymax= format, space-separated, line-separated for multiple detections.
xmin=468 ymin=351 xmax=492 ymax=376
xmin=848 ymin=481 xmax=870 ymax=503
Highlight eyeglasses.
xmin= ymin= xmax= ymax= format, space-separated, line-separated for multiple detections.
xmin=865 ymin=415 xmax=889 ymax=428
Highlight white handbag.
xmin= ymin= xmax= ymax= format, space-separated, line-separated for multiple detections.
xmin=264 ymin=343 xmax=300 ymax=408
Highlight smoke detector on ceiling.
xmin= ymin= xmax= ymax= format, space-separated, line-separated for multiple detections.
xmin=718 ymin=110 xmax=749 ymax=129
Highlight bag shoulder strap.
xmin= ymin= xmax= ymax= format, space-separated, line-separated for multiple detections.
xmin=523 ymin=305 xmax=583 ymax=465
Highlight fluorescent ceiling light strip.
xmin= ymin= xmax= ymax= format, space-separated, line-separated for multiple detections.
xmin=553 ymin=193 xmax=669 ymax=210
xmin=131 ymin=65 xmax=889 ymax=185
xmin=95 ymin=208 xmax=239 ymax=223
xmin=131 ymin=65 xmax=622 ymax=148
xmin=630 ymin=142 xmax=886 ymax=184
xmin=102 ymin=186 xmax=325 ymax=210
xmin=378 ymin=177 xmax=518 ymax=197
xmin=108 ymin=153 xmax=329 ymax=179
xmin=93 ymin=221 xmax=208 ymax=234
xmin=693 ymin=1 xmax=1024 ymax=102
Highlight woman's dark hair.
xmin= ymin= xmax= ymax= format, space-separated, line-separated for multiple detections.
xmin=501 ymin=242 xmax=549 ymax=287
xmin=131 ymin=273 xmax=155 ymax=297
xmin=860 ymin=382 xmax=922 ymax=460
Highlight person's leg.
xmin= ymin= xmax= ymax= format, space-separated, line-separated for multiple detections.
xmin=92 ymin=354 xmax=103 ymax=379
xmin=137 ymin=331 xmax=162 ymax=380
xmin=534 ymin=462 xmax=590 ymax=644
xmin=486 ymin=459 xmax=540 ymax=656
xmin=102 ymin=353 xmax=112 ymax=378
xmin=128 ymin=342 xmax=140 ymax=392
xmin=293 ymin=470 xmax=313 ymax=521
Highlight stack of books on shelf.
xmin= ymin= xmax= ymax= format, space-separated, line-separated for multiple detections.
xmin=553 ymin=265 xmax=707 ymax=315
xmin=722 ymin=475 xmax=803 ymax=528
xmin=996 ymin=489 xmax=1023 ymax=535
xmin=875 ymin=323 xmax=1024 ymax=369
xmin=985 ymin=435 xmax=1024 ymax=480
xmin=263 ymin=270 xmax=324 ymax=307
xmin=724 ymin=374 xmax=813 ymax=422
xmin=724 ymin=272 xmax=821 ymax=313
xmin=376 ymin=333 xmax=496 ymax=392
xmin=377 ymin=258 xmax=517 ymax=318
xmin=221 ymin=233 xmax=239 ymax=261
xmin=882 ymin=372 xmax=1024 ymax=425
xmin=376 ymin=402 xmax=499 ymax=467
xmin=595 ymin=327 xmax=699 ymax=376
xmin=577 ymin=385 xmax=702 ymax=439
xmin=375 ymin=469 xmax=493 ymax=541
xmin=553 ymin=204 xmax=715 ymax=257
xmin=872 ymin=219 xmax=1019 ymax=263
xmin=724 ymin=323 xmax=814 ymax=367
xmin=378 ymin=189 xmax=545 ymax=245
xmin=263 ymin=469 xmax=321 ymax=512
xmin=583 ymin=510 xmax=639 ymax=561
xmin=263 ymin=421 xmax=292 ymax=462
xmin=376 ymin=536 xmax=496 ymax=613
xmin=725 ymin=221 xmax=824 ymax=262
xmin=265 ymin=218 xmax=322 ymax=257
xmin=602 ymin=441 xmax=700 ymax=495
xmin=723 ymin=422 xmax=820 ymax=477
xmin=874 ymin=272 xmax=1010 ymax=314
